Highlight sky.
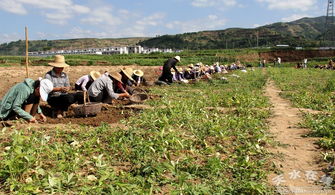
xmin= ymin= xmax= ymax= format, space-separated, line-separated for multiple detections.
xmin=0 ymin=0 xmax=327 ymax=43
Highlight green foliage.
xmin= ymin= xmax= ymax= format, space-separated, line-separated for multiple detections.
xmin=0 ymin=49 xmax=266 ymax=66
xmin=268 ymin=67 xmax=335 ymax=185
xmin=0 ymin=38 xmax=148 ymax=56
xmin=0 ymin=69 xmax=275 ymax=194
xmin=268 ymin=68 xmax=335 ymax=111
xmin=140 ymin=16 xmax=331 ymax=50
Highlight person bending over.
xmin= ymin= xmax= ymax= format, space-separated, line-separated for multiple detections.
xmin=0 ymin=79 xmax=53 ymax=123
xmin=158 ymin=56 xmax=181 ymax=84
xmin=88 ymin=72 xmax=131 ymax=103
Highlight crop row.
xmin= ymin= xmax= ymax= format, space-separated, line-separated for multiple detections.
xmin=0 ymin=69 xmax=275 ymax=194
xmin=268 ymin=68 xmax=335 ymax=183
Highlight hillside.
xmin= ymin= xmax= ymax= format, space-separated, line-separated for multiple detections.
xmin=0 ymin=16 xmax=333 ymax=55
xmin=0 ymin=37 xmax=149 ymax=55
xmin=139 ymin=16 xmax=330 ymax=49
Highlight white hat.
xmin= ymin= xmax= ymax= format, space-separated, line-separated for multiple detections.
xmin=48 ymin=55 xmax=70 ymax=68
xmin=40 ymin=79 xmax=53 ymax=101
xmin=133 ymin=69 xmax=144 ymax=77
xmin=174 ymin=56 xmax=181 ymax=62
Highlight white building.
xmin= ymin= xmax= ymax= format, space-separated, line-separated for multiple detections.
xmin=28 ymin=45 xmax=180 ymax=56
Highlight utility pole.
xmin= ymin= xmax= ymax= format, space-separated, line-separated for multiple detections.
xmin=256 ymin=31 xmax=259 ymax=48
xmin=25 ymin=26 xmax=29 ymax=78
xmin=324 ymin=0 xmax=335 ymax=46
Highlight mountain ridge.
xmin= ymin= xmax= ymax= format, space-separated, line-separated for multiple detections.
xmin=0 ymin=16 xmax=332 ymax=55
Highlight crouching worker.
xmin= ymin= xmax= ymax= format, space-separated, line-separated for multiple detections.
xmin=75 ymin=71 xmax=101 ymax=91
xmin=119 ymin=67 xmax=135 ymax=94
xmin=88 ymin=72 xmax=131 ymax=103
xmin=158 ymin=56 xmax=181 ymax=84
xmin=45 ymin=55 xmax=76 ymax=118
xmin=0 ymin=79 xmax=53 ymax=123
xmin=132 ymin=69 xmax=146 ymax=86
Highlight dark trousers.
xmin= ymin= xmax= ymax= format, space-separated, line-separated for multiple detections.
xmin=89 ymin=87 xmax=109 ymax=103
xmin=158 ymin=71 xmax=173 ymax=84
xmin=47 ymin=93 xmax=76 ymax=111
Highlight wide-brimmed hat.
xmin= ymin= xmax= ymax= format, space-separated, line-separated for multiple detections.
xmin=174 ymin=56 xmax=181 ymax=62
xmin=48 ymin=55 xmax=69 ymax=68
xmin=39 ymin=79 xmax=53 ymax=101
xmin=109 ymin=72 xmax=123 ymax=84
xmin=89 ymin=71 xmax=101 ymax=80
xmin=133 ymin=69 xmax=144 ymax=77
xmin=120 ymin=67 xmax=135 ymax=81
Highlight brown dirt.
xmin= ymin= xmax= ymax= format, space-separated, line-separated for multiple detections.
xmin=0 ymin=65 xmax=161 ymax=127
xmin=0 ymin=65 xmax=161 ymax=98
xmin=46 ymin=106 xmax=135 ymax=127
xmin=265 ymin=80 xmax=334 ymax=194
xmin=260 ymin=50 xmax=335 ymax=63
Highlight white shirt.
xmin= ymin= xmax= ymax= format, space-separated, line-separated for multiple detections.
xmin=75 ymin=75 xmax=90 ymax=91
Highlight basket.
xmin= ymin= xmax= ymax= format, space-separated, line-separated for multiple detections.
xmin=129 ymin=93 xmax=149 ymax=104
xmin=73 ymin=102 xmax=102 ymax=117
xmin=73 ymin=91 xmax=102 ymax=117
xmin=132 ymin=88 xmax=147 ymax=95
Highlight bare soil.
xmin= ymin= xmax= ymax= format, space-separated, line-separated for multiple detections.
xmin=265 ymin=80 xmax=334 ymax=194
xmin=0 ymin=65 xmax=161 ymax=127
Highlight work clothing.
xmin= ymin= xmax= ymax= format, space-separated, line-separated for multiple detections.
xmin=88 ymin=74 xmax=120 ymax=102
xmin=0 ymin=79 xmax=42 ymax=120
xmin=159 ymin=58 xmax=179 ymax=83
xmin=45 ymin=69 xmax=75 ymax=111
xmin=75 ymin=75 xmax=93 ymax=91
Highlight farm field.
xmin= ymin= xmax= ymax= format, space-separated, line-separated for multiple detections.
xmin=0 ymin=48 xmax=334 ymax=68
xmin=268 ymin=68 xmax=335 ymax=184
xmin=0 ymin=65 xmax=334 ymax=194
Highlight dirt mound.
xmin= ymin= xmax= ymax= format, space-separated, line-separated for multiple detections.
xmin=260 ymin=50 xmax=335 ymax=62
xmin=47 ymin=107 xmax=134 ymax=126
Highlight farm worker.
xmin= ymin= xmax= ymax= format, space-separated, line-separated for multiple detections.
xmin=262 ymin=59 xmax=266 ymax=67
xmin=132 ymin=69 xmax=146 ymax=86
xmin=0 ymin=79 xmax=53 ymax=123
xmin=328 ymin=59 xmax=334 ymax=69
xmin=75 ymin=71 xmax=101 ymax=91
xmin=303 ymin=58 xmax=308 ymax=68
xmin=214 ymin=62 xmax=222 ymax=73
xmin=118 ymin=67 xmax=135 ymax=94
xmin=88 ymin=72 xmax=131 ymax=103
xmin=158 ymin=56 xmax=181 ymax=84
xmin=45 ymin=55 xmax=76 ymax=119
xmin=277 ymin=57 xmax=281 ymax=67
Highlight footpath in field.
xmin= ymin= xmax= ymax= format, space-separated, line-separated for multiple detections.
xmin=265 ymin=80 xmax=334 ymax=195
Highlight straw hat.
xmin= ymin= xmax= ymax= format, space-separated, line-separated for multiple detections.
xmin=120 ymin=67 xmax=135 ymax=81
xmin=89 ymin=71 xmax=101 ymax=80
xmin=48 ymin=55 xmax=69 ymax=68
xmin=174 ymin=56 xmax=181 ymax=62
xmin=188 ymin=64 xmax=194 ymax=68
xmin=109 ymin=72 xmax=123 ymax=84
xmin=133 ymin=69 xmax=144 ymax=77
